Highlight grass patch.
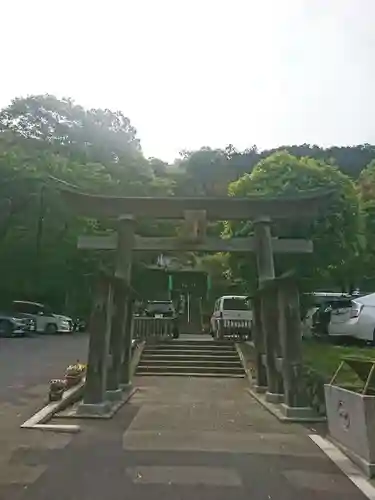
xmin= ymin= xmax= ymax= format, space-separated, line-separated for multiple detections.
xmin=302 ymin=340 xmax=375 ymax=389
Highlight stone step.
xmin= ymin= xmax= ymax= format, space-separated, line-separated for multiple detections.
xmin=135 ymin=371 xmax=245 ymax=378
xmin=146 ymin=341 xmax=236 ymax=350
xmin=141 ymin=354 xmax=239 ymax=362
xmin=138 ymin=359 xmax=243 ymax=368
xmin=160 ymin=340 xmax=232 ymax=345
xmin=137 ymin=337 xmax=244 ymax=379
xmin=136 ymin=364 xmax=245 ymax=375
xmin=143 ymin=347 xmax=236 ymax=354
xmin=142 ymin=351 xmax=237 ymax=360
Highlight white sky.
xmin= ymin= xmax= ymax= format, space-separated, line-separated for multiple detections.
xmin=2 ymin=0 xmax=375 ymax=161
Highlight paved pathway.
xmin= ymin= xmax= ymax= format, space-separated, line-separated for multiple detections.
xmin=1 ymin=374 xmax=370 ymax=500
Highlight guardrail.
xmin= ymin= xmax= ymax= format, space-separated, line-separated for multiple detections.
xmin=132 ymin=316 xmax=176 ymax=342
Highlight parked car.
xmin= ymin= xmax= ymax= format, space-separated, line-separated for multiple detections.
xmin=73 ymin=318 xmax=87 ymax=332
xmin=327 ymin=292 xmax=375 ymax=343
xmin=0 ymin=311 xmax=36 ymax=337
xmin=144 ymin=300 xmax=179 ymax=338
xmin=144 ymin=300 xmax=176 ymax=318
xmin=311 ymin=295 xmax=352 ymax=336
xmin=11 ymin=301 xmax=74 ymax=334
xmin=210 ymin=295 xmax=252 ymax=340
xmin=303 ymin=292 xmax=350 ymax=337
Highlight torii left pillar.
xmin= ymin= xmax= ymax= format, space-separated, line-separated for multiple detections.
xmin=79 ymin=216 xmax=134 ymax=416
xmin=107 ymin=215 xmax=135 ymax=396
xmin=79 ymin=273 xmax=113 ymax=415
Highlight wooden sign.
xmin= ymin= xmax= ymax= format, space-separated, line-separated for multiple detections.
xmin=181 ymin=210 xmax=207 ymax=242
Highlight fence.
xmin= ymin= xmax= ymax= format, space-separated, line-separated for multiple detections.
xmin=132 ymin=316 xmax=176 ymax=342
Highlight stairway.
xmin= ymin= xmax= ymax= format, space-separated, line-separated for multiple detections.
xmin=136 ymin=339 xmax=245 ymax=378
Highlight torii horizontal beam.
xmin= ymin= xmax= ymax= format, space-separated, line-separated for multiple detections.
xmin=60 ymin=188 xmax=334 ymax=220
xmin=78 ymin=235 xmax=313 ymax=253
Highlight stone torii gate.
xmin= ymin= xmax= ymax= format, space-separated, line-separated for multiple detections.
xmin=60 ymin=187 xmax=333 ymax=417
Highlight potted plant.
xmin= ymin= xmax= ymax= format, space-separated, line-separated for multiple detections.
xmin=49 ymin=379 xmax=66 ymax=402
xmin=65 ymin=361 xmax=86 ymax=388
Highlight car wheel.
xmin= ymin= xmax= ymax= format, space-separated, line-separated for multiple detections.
xmin=45 ymin=323 xmax=58 ymax=335
xmin=0 ymin=320 xmax=13 ymax=337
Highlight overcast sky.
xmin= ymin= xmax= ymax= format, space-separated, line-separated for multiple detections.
xmin=2 ymin=0 xmax=374 ymax=161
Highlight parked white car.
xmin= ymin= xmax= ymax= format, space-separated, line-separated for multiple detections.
xmin=210 ymin=295 xmax=252 ymax=340
xmin=328 ymin=293 xmax=375 ymax=343
xmin=12 ymin=301 xmax=74 ymax=334
xmin=302 ymin=292 xmax=350 ymax=337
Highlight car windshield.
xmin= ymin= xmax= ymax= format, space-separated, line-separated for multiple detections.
xmin=330 ymin=299 xmax=352 ymax=309
xmin=12 ymin=302 xmax=52 ymax=315
xmin=311 ymin=295 xmax=349 ymax=307
xmin=147 ymin=302 xmax=174 ymax=313
xmin=223 ymin=298 xmax=249 ymax=311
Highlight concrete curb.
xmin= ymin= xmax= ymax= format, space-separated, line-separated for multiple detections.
xmin=56 ymin=386 xmax=137 ymax=419
xmin=310 ymin=434 xmax=375 ymax=498
xmin=246 ymin=387 xmax=326 ymax=423
xmin=20 ymin=341 xmax=144 ymax=431
xmin=29 ymin=424 xmax=81 ymax=433
xmin=237 ymin=341 xmax=327 ymax=424
xmin=21 ymin=379 xmax=85 ymax=433
xmin=327 ymin=434 xmax=375 ymax=479
xmin=131 ymin=340 xmax=145 ymax=377
xmin=235 ymin=342 xmax=253 ymax=383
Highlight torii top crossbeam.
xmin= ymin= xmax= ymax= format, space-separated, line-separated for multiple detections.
xmin=59 ymin=188 xmax=335 ymax=220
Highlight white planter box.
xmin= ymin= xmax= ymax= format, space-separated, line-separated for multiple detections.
xmin=325 ymin=384 xmax=375 ymax=476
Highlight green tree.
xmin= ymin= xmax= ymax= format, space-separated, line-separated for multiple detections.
xmin=0 ymin=130 xmax=114 ymax=310
xmin=0 ymin=95 xmax=158 ymax=194
xmin=227 ymin=152 xmax=364 ymax=291
xmin=234 ymin=143 xmax=375 ymax=180
xmin=0 ymin=94 xmax=141 ymax=158
xmin=0 ymin=95 xmax=172 ymax=312
xmin=174 ymin=147 xmax=233 ymax=196
xmin=357 ymin=160 xmax=375 ymax=287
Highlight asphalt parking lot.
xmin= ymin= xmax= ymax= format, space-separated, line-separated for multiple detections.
xmin=0 ymin=332 xmax=89 ymax=406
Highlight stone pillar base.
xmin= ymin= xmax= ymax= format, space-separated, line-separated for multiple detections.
xmin=254 ymin=385 xmax=267 ymax=394
xmin=119 ymin=382 xmax=132 ymax=391
xmin=106 ymin=389 xmax=123 ymax=401
xmin=76 ymin=401 xmax=112 ymax=417
xmin=265 ymin=392 xmax=284 ymax=404
xmin=281 ymin=404 xmax=316 ymax=419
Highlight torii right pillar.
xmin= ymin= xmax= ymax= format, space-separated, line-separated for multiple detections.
xmin=253 ymin=217 xmax=322 ymax=420
xmin=254 ymin=216 xmax=284 ymax=403
xmin=277 ymin=275 xmax=313 ymax=418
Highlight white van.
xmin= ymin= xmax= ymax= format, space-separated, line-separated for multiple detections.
xmin=210 ymin=295 xmax=252 ymax=340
